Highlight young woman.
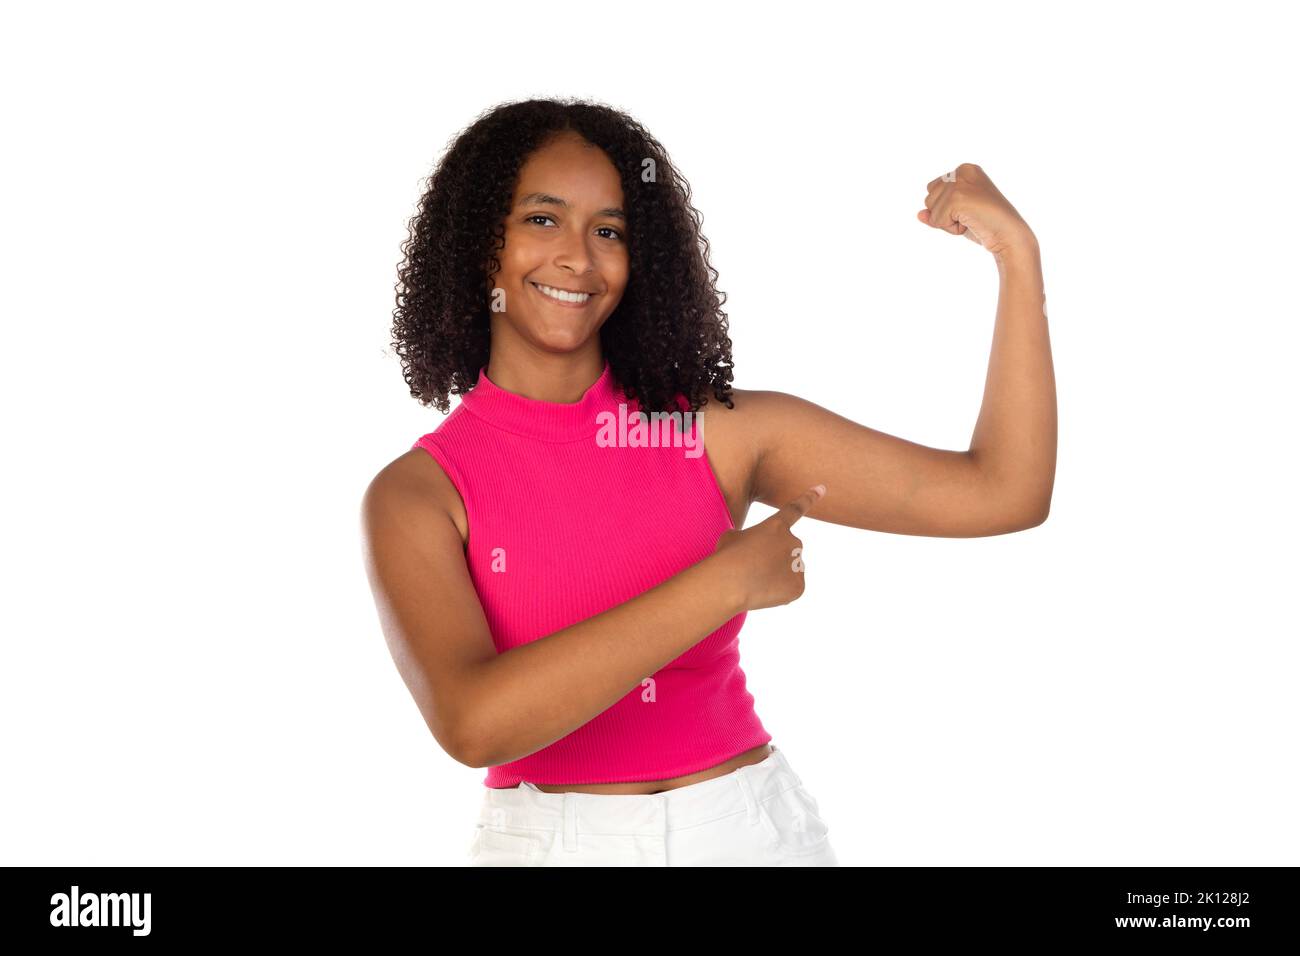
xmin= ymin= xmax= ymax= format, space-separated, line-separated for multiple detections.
xmin=361 ymin=98 xmax=1055 ymax=866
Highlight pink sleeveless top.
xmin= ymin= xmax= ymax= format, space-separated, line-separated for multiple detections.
xmin=411 ymin=358 xmax=771 ymax=787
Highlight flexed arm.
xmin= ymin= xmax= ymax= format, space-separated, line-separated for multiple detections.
xmin=742 ymin=164 xmax=1056 ymax=538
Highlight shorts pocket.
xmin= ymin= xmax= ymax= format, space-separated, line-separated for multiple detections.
xmin=469 ymin=824 xmax=556 ymax=867
xmin=762 ymin=785 xmax=832 ymax=856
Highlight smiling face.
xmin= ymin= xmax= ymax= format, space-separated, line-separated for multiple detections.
xmin=487 ymin=131 xmax=630 ymax=355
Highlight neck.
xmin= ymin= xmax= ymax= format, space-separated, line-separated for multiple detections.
xmin=484 ymin=345 xmax=607 ymax=404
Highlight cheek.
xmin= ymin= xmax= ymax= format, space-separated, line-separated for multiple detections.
xmin=603 ymin=250 xmax=630 ymax=286
xmin=497 ymin=242 xmax=526 ymax=273
xmin=612 ymin=271 xmax=631 ymax=299
xmin=496 ymin=229 xmax=536 ymax=271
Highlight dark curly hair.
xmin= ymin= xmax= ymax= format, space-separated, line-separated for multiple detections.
xmin=391 ymin=96 xmax=737 ymax=416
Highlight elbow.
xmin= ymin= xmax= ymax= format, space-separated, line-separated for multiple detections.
xmin=446 ymin=705 xmax=503 ymax=769
xmin=438 ymin=665 xmax=501 ymax=768
xmin=454 ymin=715 xmax=534 ymax=770
xmin=444 ymin=729 xmax=480 ymax=769
xmin=421 ymin=696 xmax=487 ymax=768
xmin=445 ymin=716 xmax=490 ymax=769
xmin=1030 ymin=491 xmax=1052 ymax=527
xmin=1011 ymin=498 xmax=1051 ymax=531
xmin=987 ymin=473 xmax=1052 ymax=532
xmin=971 ymin=457 xmax=1053 ymax=534
xmin=442 ymin=665 xmax=531 ymax=769
xmin=982 ymin=498 xmax=1050 ymax=535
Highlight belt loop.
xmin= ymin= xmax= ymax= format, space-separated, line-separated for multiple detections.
xmin=562 ymin=792 xmax=578 ymax=852
xmin=734 ymin=765 xmax=761 ymax=826
xmin=735 ymin=763 xmax=781 ymax=841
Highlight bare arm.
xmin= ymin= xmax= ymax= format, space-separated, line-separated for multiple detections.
xmin=361 ymin=453 xmax=786 ymax=770
xmin=968 ymin=241 xmax=1055 ymax=526
xmin=745 ymin=164 xmax=1056 ymax=537
xmin=465 ymin=556 xmax=746 ymax=768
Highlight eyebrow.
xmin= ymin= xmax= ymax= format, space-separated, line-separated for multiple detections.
xmin=517 ymin=191 xmax=626 ymax=221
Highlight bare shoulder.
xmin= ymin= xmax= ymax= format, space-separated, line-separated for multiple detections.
xmin=362 ymin=447 xmax=469 ymax=547
xmin=690 ymin=385 xmax=772 ymax=528
xmin=359 ymin=446 xmax=490 ymax=766
xmin=708 ymin=387 xmax=808 ymax=420
xmin=695 ymin=387 xmax=844 ymax=514
xmin=692 ymin=384 xmax=768 ymax=429
xmin=697 ymin=386 xmax=803 ymax=421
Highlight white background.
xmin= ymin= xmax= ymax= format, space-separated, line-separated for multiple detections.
xmin=2 ymin=0 xmax=1295 ymax=866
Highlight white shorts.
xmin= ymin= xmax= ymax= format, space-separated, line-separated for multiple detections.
xmin=466 ymin=744 xmax=839 ymax=866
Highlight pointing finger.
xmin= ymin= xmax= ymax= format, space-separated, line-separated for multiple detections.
xmin=773 ymin=484 xmax=826 ymax=529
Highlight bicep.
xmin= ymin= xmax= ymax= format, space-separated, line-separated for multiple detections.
xmin=360 ymin=459 xmax=496 ymax=763
xmin=747 ymin=390 xmax=1013 ymax=537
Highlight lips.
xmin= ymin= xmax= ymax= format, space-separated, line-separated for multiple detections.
xmin=534 ymin=281 xmax=594 ymax=295
xmin=531 ymin=281 xmax=595 ymax=307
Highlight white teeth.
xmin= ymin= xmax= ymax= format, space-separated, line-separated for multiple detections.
xmin=534 ymin=282 xmax=591 ymax=304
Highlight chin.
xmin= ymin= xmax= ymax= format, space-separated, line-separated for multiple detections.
xmin=524 ymin=320 xmax=595 ymax=347
xmin=529 ymin=330 xmax=593 ymax=353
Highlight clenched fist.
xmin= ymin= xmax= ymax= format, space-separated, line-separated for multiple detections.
xmin=917 ymin=163 xmax=1036 ymax=260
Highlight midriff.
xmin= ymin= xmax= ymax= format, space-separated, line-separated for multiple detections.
xmin=522 ymin=742 xmax=775 ymax=794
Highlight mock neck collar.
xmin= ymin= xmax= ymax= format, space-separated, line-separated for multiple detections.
xmin=460 ymin=358 xmax=623 ymax=442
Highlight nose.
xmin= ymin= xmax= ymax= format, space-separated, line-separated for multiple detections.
xmin=552 ymin=224 xmax=596 ymax=277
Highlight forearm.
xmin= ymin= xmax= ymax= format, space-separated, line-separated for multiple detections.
xmin=458 ymin=549 xmax=747 ymax=768
xmin=969 ymin=236 xmax=1057 ymax=524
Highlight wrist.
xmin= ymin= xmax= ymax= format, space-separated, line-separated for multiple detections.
xmin=705 ymin=548 xmax=750 ymax=616
xmin=994 ymin=233 xmax=1042 ymax=276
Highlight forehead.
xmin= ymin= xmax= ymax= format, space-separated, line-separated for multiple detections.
xmin=513 ymin=134 xmax=624 ymax=207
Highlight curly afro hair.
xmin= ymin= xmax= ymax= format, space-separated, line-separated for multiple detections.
xmin=391 ymin=96 xmax=737 ymax=417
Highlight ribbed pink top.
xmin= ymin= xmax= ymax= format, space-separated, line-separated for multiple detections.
xmin=412 ymin=357 xmax=771 ymax=788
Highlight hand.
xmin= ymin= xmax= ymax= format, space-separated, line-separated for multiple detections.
xmin=917 ymin=163 xmax=1036 ymax=260
xmin=713 ymin=484 xmax=825 ymax=612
